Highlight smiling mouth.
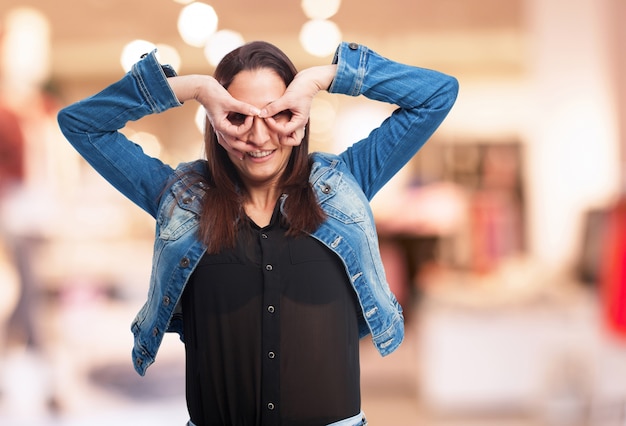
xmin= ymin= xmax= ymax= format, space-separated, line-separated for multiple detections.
xmin=247 ymin=150 xmax=274 ymax=158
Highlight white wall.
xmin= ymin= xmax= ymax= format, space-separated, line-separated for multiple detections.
xmin=523 ymin=0 xmax=621 ymax=268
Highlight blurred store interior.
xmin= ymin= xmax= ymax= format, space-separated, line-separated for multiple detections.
xmin=0 ymin=0 xmax=625 ymax=424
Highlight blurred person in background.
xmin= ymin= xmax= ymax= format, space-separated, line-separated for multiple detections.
xmin=0 ymin=99 xmax=25 ymax=347
xmin=0 ymin=104 xmax=24 ymax=195
xmin=57 ymin=40 xmax=457 ymax=425
xmin=0 ymin=85 xmax=45 ymax=350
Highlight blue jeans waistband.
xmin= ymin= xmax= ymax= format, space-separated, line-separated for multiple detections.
xmin=187 ymin=410 xmax=367 ymax=426
xmin=327 ymin=410 xmax=367 ymax=426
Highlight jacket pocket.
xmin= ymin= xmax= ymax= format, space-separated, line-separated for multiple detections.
xmin=158 ymin=209 xmax=198 ymax=241
xmin=316 ymin=173 xmax=367 ymax=224
xmin=157 ymin=189 xmax=201 ymax=241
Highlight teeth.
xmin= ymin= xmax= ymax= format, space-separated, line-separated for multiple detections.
xmin=247 ymin=150 xmax=273 ymax=158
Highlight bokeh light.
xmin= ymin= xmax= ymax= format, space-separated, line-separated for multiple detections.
xmin=0 ymin=7 xmax=50 ymax=94
xmin=203 ymin=29 xmax=245 ymax=67
xmin=120 ymin=39 xmax=156 ymax=72
xmin=155 ymin=43 xmax=182 ymax=71
xmin=299 ymin=19 xmax=342 ymax=57
xmin=177 ymin=2 xmax=218 ymax=47
xmin=301 ymin=0 xmax=341 ymax=19
xmin=195 ymin=106 xmax=206 ymax=134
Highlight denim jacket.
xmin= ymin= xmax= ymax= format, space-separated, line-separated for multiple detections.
xmin=58 ymin=42 xmax=458 ymax=376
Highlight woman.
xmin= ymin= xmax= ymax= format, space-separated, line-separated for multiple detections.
xmin=58 ymin=41 xmax=458 ymax=426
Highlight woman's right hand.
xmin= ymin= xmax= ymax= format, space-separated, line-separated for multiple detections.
xmin=167 ymin=75 xmax=260 ymax=159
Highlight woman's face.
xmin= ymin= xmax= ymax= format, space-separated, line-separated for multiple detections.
xmin=223 ymin=68 xmax=293 ymax=189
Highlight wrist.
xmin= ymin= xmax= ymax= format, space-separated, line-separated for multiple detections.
xmin=319 ymin=64 xmax=337 ymax=91
xmin=307 ymin=65 xmax=337 ymax=92
xmin=168 ymin=75 xmax=214 ymax=104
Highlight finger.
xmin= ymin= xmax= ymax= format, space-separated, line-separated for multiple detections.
xmin=219 ymin=131 xmax=249 ymax=150
xmin=259 ymin=98 xmax=288 ymax=119
xmin=226 ymin=99 xmax=261 ymax=117
xmin=264 ymin=115 xmax=304 ymax=136
xmin=217 ymin=133 xmax=247 ymax=160
xmin=237 ymin=114 xmax=255 ymax=134
xmin=278 ymin=127 xmax=305 ymax=146
xmin=214 ymin=113 xmax=254 ymax=138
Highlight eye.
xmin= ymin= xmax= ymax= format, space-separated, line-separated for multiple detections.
xmin=227 ymin=112 xmax=247 ymax=125
xmin=272 ymin=110 xmax=293 ymax=123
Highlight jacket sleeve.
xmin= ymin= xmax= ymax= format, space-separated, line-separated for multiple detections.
xmin=329 ymin=42 xmax=459 ymax=200
xmin=57 ymin=50 xmax=182 ymax=218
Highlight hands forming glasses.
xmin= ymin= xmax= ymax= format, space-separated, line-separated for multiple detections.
xmin=198 ymin=65 xmax=336 ymax=160
xmin=206 ymin=98 xmax=308 ymax=160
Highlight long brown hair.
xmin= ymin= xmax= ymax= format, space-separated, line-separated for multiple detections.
xmin=197 ymin=41 xmax=325 ymax=253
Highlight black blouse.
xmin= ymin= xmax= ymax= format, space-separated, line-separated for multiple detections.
xmin=181 ymin=204 xmax=361 ymax=426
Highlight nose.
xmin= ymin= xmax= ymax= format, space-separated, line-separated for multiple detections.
xmin=245 ymin=116 xmax=270 ymax=146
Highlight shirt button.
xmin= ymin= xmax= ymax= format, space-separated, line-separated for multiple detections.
xmin=261 ymin=233 xmax=268 ymax=239
xmin=268 ymin=351 xmax=275 ymax=359
xmin=348 ymin=42 xmax=358 ymax=50
xmin=265 ymin=264 xmax=273 ymax=271
xmin=152 ymin=327 xmax=159 ymax=336
xmin=162 ymin=296 xmax=171 ymax=306
xmin=180 ymin=257 xmax=190 ymax=268
xmin=321 ymin=184 xmax=331 ymax=194
xmin=267 ymin=305 xmax=275 ymax=313
xmin=267 ymin=402 xmax=275 ymax=410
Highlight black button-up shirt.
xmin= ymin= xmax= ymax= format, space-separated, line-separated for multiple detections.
xmin=182 ymin=204 xmax=361 ymax=425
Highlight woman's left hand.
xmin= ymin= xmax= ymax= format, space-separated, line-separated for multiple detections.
xmin=260 ymin=65 xmax=337 ymax=146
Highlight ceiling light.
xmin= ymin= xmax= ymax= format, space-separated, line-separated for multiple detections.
xmin=177 ymin=2 xmax=218 ymax=48
xmin=155 ymin=43 xmax=182 ymax=71
xmin=299 ymin=19 xmax=341 ymax=57
xmin=1 ymin=7 xmax=50 ymax=94
xmin=121 ymin=41 xmax=181 ymax=72
xmin=301 ymin=0 xmax=341 ymax=20
xmin=195 ymin=106 xmax=206 ymax=134
xmin=120 ymin=39 xmax=156 ymax=72
xmin=204 ymin=29 xmax=245 ymax=66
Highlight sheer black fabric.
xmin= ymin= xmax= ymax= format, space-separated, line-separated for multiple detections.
xmin=182 ymin=205 xmax=361 ymax=426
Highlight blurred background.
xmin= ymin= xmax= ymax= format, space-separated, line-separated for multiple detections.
xmin=0 ymin=0 xmax=625 ymax=424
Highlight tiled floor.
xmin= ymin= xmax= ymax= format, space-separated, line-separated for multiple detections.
xmin=359 ymin=323 xmax=541 ymax=426
xmin=0 ymin=323 xmax=537 ymax=426
xmin=1 ymin=299 xmax=624 ymax=426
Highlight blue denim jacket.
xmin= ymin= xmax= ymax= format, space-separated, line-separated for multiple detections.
xmin=58 ymin=42 xmax=458 ymax=376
